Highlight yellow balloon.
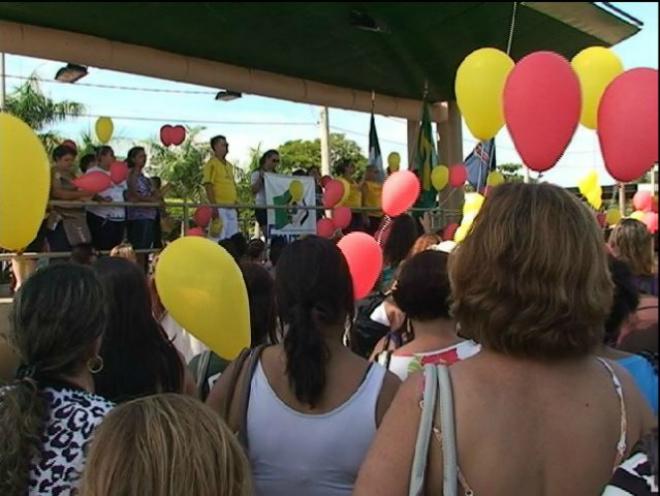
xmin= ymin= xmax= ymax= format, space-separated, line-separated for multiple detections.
xmin=629 ymin=211 xmax=645 ymax=221
xmin=209 ymin=217 xmax=223 ymax=238
xmin=289 ymin=180 xmax=304 ymax=203
xmin=578 ymin=170 xmax=599 ymax=197
xmin=0 ymin=113 xmax=50 ymax=251
xmin=431 ymin=166 xmax=449 ymax=191
xmin=571 ymin=47 xmax=624 ymax=130
xmin=486 ymin=171 xmax=505 ymax=187
xmin=155 ymin=237 xmax=250 ymax=360
xmin=454 ymin=223 xmax=471 ymax=243
xmin=456 ymin=48 xmax=515 ymax=141
xmin=387 ymin=152 xmax=401 ymax=173
xmin=586 ymin=186 xmax=603 ymax=210
xmin=337 ymin=177 xmax=351 ymax=206
xmin=605 ymin=208 xmax=622 ymax=226
xmin=463 ymin=193 xmax=485 ymax=215
xmin=95 ymin=117 xmax=114 ymax=144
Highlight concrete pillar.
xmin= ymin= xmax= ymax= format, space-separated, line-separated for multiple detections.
xmin=438 ymin=101 xmax=464 ymax=225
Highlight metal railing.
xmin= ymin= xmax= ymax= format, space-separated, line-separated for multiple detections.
xmin=0 ymin=199 xmax=462 ymax=261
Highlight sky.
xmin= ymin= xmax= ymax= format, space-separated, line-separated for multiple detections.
xmin=2 ymin=2 xmax=657 ymax=187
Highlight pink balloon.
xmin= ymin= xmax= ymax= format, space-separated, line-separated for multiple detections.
xmin=73 ymin=171 xmax=112 ymax=193
xmin=442 ymin=223 xmax=459 ymax=241
xmin=382 ymin=171 xmax=420 ymax=217
xmin=337 ymin=232 xmax=384 ymax=300
xmin=598 ymin=68 xmax=659 ymax=183
xmin=448 ymin=165 xmax=468 ymax=188
xmin=633 ymin=191 xmax=654 ymax=212
xmin=110 ymin=161 xmax=128 ymax=184
xmin=504 ymin=52 xmax=581 ymax=172
xmin=332 ymin=206 xmax=353 ymax=230
xmin=323 ymin=179 xmax=345 ymax=209
xmin=186 ymin=227 xmax=206 ymax=237
xmin=321 ymin=175 xmax=332 ymax=188
xmin=317 ymin=218 xmax=336 ymax=239
xmin=170 ymin=125 xmax=186 ymax=146
xmin=160 ymin=125 xmax=174 ymax=146
xmin=642 ymin=212 xmax=659 ymax=234
xmin=194 ymin=206 xmax=213 ymax=228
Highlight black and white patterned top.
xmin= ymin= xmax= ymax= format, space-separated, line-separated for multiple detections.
xmin=603 ymin=437 xmax=659 ymax=496
xmin=28 ymin=383 xmax=114 ymax=495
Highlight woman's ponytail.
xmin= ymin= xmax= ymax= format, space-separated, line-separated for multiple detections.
xmin=283 ymin=304 xmax=329 ymax=408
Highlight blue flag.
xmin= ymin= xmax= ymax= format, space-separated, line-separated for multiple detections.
xmin=465 ymin=139 xmax=496 ymax=192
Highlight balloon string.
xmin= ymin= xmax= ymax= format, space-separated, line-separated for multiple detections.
xmin=506 ymin=3 xmax=519 ymax=56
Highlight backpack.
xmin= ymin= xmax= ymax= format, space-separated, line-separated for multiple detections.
xmin=349 ymin=292 xmax=392 ymax=358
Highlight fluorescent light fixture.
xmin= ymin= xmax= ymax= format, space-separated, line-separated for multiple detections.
xmin=55 ymin=63 xmax=88 ymax=83
xmin=215 ymin=90 xmax=242 ymax=101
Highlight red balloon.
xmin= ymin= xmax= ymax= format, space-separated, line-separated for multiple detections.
xmin=61 ymin=139 xmax=77 ymax=151
xmin=194 ymin=206 xmax=213 ymax=228
xmin=170 ymin=125 xmax=186 ymax=146
xmin=598 ymin=68 xmax=659 ymax=183
xmin=321 ymin=175 xmax=332 ymax=188
xmin=504 ymin=52 xmax=581 ymax=172
xmin=73 ymin=171 xmax=112 ymax=193
xmin=633 ymin=191 xmax=654 ymax=212
xmin=323 ymin=179 xmax=345 ymax=209
xmin=316 ymin=218 xmax=336 ymax=239
xmin=448 ymin=165 xmax=468 ymax=188
xmin=337 ymin=232 xmax=384 ymax=300
xmin=110 ymin=161 xmax=128 ymax=184
xmin=333 ymin=206 xmax=353 ymax=230
xmin=160 ymin=125 xmax=174 ymax=146
xmin=596 ymin=213 xmax=607 ymax=228
xmin=186 ymin=227 xmax=206 ymax=237
xmin=382 ymin=171 xmax=420 ymax=217
xmin=642 ymin=212 xmax=659 ymax=234
xmin=442 ymin=223 xmax=459 ymax=241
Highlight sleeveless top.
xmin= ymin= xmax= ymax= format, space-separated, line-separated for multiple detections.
xmin=440 ymin=357 xmax=628 ymax=496
xmin=247 ymin=362 xmax=387 ymax=496
xmin=0 ymin=381 xmax=114 ymax=495
xmin=127 ymin=172 xmax=157 ymax=221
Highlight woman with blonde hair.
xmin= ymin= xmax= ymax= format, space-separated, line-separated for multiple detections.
xmin=109 ymin=242 xmax=137 ymax=264
xmin=355 ymin=183 xmax=656 ymax=496
xmin=79 ymin=394 xmax=252 ymax=496
xmin=609 ymin=218 xmax=658 ymax=296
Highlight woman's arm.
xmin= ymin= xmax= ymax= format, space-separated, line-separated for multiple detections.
xmin=127 ymin=173 xmax=160 ymax=203
xmin=354 ymin=373 xmax=422 ymax=496
xmin=251 ymin=170 xmax=264 ymax=195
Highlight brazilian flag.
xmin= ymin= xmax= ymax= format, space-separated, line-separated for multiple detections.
xmin=410 ymin=103 xmax=438 ymax=214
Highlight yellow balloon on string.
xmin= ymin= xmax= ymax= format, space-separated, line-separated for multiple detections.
xmin=486 ymin=171 xmax=505 ymax=187
xmin=155 ymin=237 xmax=250 ymax=360
xmin=578 ymin=170 xmax=599 ymax=198
xmin=431 ymin=166 xmax=449 ymax=191
xmin=387 ymin=152 xmax=401 ymax=173
xmin=95 ymin=117 xmax=114 ymax=144
xmin=605 ymin=208 xmax=622 ymax=226
xmin=0 ymin=113 xmax=51 ymax=251
xmin=586 ymin=186 xmax=603 ymax=210
xmin=571 ymin=47 xmax=624 ymax=130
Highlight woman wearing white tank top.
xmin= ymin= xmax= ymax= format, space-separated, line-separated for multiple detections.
xmin=207 ymin=236 xmax=401 ymax=496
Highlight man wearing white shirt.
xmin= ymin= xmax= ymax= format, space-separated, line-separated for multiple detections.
xmin=86 ymin=146 xmax=128 ymax=250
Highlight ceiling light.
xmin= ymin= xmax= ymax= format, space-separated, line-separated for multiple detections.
xmin=55 ymin=63 xmax=88 ymax=83
xmin=215 ymin=90 xmax=242 ymax=102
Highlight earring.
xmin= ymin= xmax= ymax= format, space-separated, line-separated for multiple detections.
xmin=87 ymin=356 xmax=104 ymax=374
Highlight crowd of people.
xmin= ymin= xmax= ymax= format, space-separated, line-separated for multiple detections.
xmin=0 ymin=180 xmax=658 ymax=495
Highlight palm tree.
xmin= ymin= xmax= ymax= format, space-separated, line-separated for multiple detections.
xmin=4 ymin=74 xmax=85 ymax=154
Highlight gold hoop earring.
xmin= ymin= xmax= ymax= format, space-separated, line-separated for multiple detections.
xmin=87 ymin=356 xmax=104 ymax=374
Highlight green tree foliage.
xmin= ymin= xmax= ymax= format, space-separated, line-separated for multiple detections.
xmin=4 ymin=74 xmax=85 ymax=156
xmin=278 ymin=133 xmax=368 ymax=176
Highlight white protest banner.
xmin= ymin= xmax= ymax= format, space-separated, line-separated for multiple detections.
xmin=264 ymin=173 xmax=317 ymax=241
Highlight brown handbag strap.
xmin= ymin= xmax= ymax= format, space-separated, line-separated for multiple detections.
xmin=237 ymin=344 xmax=267 ymax=448
xmin=221 ymin=347 xmax=252 ymax=420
